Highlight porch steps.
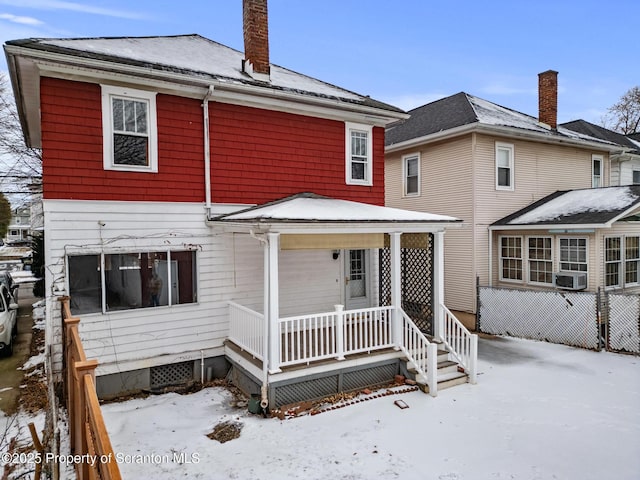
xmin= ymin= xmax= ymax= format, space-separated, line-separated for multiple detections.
xmin=405 ymin=349 xmax=469 ymax=394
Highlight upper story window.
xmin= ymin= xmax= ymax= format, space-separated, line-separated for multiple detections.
xmin=495 ymin=142 xmax=514 ymax=191
xmin=101 ymin=85 xmax=158 ymax=173
xmin=592 ymin=155 xmax=603 ymax=188
xmin=345 ymin=123 xmax=373 ymax=185
xmin=403 ymin=153 xmax=420 ymax=196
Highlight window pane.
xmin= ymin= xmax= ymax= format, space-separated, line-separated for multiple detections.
xmin=69 ymin=255 xmax=102 ymax=315
xmin=105 ymin=252 xmax=168 ymax=311
xmin=407 ymin=158 xmax=418 ymax=176
xmin=112 ymin=98 xmax=124 ymax=131
xmin=124 ymin=100 xmax=136 ymax=132
xmin=171 ymin=251 xmax=197 ymax=305
xmin=114 ymin=134 xmax=149 ymax=166
xmin=498 ymin=167 xmax=510 ymax=187
xmin=497 ymin=148 xmax=510 ymax=167
xmin=352 ymin=162 xmax=365 ymax=180
xmin=134 ymin=101 xmax=148 ymax=133
xmin=406 ymin=176 xmax=418 ymax=195
xmin=633 ymin=171 xmax=640 ymax=185
xmin=351 ymin=131 xmax=367 ymax=156
xmin=593 ymin=160 xmax=601 ymax=176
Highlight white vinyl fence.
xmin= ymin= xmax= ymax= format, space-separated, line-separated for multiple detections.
xmin=478 ymin=286 xmax=599 ymax=350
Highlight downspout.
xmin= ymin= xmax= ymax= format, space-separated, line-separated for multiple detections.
xmin=250 ymin=229 xmax=270 ymax=412
xmin=202 ymin=86 xmax=215 ymax=219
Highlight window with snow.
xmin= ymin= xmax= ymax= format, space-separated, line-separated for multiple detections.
xmin=101 ymin=85 xmax=158 ymax=172
xmin=403 ymin=153 xmax=420 ymax=196
xmin=495 ymin=142 xmax=514 ymax=191
xmin=345 ymin=123 xmax=373 ymax=185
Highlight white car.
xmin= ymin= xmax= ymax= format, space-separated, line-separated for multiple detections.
xmin=0 ymin=284 xmax=18 ymax=356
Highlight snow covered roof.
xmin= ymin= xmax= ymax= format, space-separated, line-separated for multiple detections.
xmin=385 ymin=92 xmax=621 ymax=150
xmin=5 ymin=34 xmax=403 ymax=115
xmin=210 ymin=193 xmax=460 ymax=232
xmin=492 ymin=185 xmax=640 ymax=228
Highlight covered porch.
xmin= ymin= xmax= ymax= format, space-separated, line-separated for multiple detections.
xmin=208 ymin=193 xmax=477 ymax=409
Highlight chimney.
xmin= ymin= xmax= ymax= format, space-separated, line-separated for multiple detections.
xmin=242 ymin=0 xmax=270 ymax=81
xmin=538 ymin=70 xmax=558 ymax=129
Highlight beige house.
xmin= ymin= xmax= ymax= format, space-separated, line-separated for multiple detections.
xmin=384 ymin=71 xmax=633 ymax=314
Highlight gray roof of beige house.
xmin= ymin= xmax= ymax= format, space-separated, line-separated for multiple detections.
xmin=385 ymin=92 xmax=623 ymax=152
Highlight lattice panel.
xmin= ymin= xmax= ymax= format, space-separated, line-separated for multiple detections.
xmin=274 ymin=375 xmax=339 ymax=407
xmin=150 ymin=361 xmax=193 ymax=389
xmin=379 ymin=233 xmax=434 ymax=335
xmin=342 ymin=363 xmax=398 ymax=392
xmin=608 ymin=294 xmax=640 ymax=354
xmin=478 ymin=286 xmax=599 ymax=349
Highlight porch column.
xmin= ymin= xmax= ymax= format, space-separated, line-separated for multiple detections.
xmin=390 ymin=232 xmax=402 ymax=350
xmin=433 ymin=230 xmax=445 ymax=341
xmin=267 ymin=232 xmax=281 ymax=373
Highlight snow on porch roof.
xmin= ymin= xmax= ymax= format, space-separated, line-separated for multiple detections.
xmin=211 ymin=193 xmax=460 ymax=224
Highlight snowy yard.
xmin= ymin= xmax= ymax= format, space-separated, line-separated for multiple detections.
xmin=99 ymin=336 xmax=640 ymax=480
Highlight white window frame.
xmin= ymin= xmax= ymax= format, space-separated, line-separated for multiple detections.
xmin=101 ymin=85 xmax=158 ymax=173
xmin=624 ymin=236 xmax=640 ymax=287
xmin=559 ymin=237 xmax=588 ymax=275
xmin=402 ymin=153 xmax=420 ymax=196
xmin=499 ymin=235 xmax=523 ymax=283
xmin=345 ymin=122 xmax=373 ymax=186
xmin=527 ymin=236 xmax=554 ymax=286
xmin=592 ymin=155 xmax=603 ymax=188
xmin=604 ymin=236 xmax=622 ymax=289
xmin=495 ymin=142 xmax=514 ymax=191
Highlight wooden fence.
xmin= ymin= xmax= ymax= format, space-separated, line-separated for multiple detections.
xmin=62 ymin=298 xmax=122 ymax=480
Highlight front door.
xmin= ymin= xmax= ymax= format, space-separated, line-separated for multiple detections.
xmin=345 ymin=249 xmax=370 ymax=310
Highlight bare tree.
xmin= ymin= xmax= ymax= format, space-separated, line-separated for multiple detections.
xmin=602 ymin=86 xmax=640 ymax=135
xmin=0 ymin=72 xmax=42 ymax=203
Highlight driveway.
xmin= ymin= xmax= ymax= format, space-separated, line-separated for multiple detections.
xmin=0 ymin=284 xmax=36 ymax=414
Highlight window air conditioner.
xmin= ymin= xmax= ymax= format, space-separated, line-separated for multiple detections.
xmin=553 ymin=272 xmax=587 ymax=290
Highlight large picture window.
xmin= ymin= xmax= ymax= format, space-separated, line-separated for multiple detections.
xmin=68 ymin=250 xmax=197 ymax=315
xmin=102 ymin=85 xmax=158 ymax=172
xmin=345 ymin=122 xmax=373 ymax=185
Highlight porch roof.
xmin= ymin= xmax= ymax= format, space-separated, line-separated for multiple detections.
xmin=491 ymin=185 xmax=640 ymax=230
xmin=208 ymin=193 xmax=461 ymax=234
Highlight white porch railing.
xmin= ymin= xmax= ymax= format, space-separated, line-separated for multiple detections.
xmin=398 ymin=309 xmax=438 ymax=396
xmin=278 ymin=306 xmax=395 ymax=367
xmin=440 ymin=304 xmax=478 ymax=384
xmin=228 ymin=302 xmax=264 ymax=360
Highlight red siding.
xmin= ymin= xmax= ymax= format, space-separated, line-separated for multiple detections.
xmin=210 ymin=103 xmax=384 ymax=205
xmin=41 ymin=77 xmax=205 ymax=202
xmin=40 ymin=77 xmax=384 ymax=205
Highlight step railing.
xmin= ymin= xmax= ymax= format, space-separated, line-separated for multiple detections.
xmin=398 ymin=309 xmax=438 ymax=396
xmin=440 ymin=303 xmax=478 ymax=384
xmin=228 ymin=301 xmax=264 ymax=360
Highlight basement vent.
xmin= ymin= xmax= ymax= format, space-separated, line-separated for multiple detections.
xmin=150 ymin=361 xmax=193 ymax=390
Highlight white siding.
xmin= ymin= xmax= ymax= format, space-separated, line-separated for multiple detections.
xmin=44 ymin=200 xmax=351 ymax=377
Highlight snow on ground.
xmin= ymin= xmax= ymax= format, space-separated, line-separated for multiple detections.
xmin=102 ymin=336 xmax=640 ymax=480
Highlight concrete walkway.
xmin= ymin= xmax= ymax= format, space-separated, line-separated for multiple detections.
xmin=0 ymin=284 xmax=36 ymax=414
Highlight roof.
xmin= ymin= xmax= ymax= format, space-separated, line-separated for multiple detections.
xmin=491 ymin=185 xmax=640 ymax=229
xmin=4 ymin=34 xmax=403 ymax=115
xmin=385 ymin=92 xmax=621 ymax=151
xmin=210 ymin=192 xmax=460 ymax=232
xmin=560 ymin=120 xmax=640 ymax=154
xmin=4 ymin=34 xmax=407 ymax=147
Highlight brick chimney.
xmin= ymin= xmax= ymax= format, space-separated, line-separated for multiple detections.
xmin=538 ymin=70 xmax=558 ymax=129
xmin=242 ymin=0 xmax=270 ymax=81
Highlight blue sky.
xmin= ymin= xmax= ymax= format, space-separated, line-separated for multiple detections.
xmin=0 ymin=0 xmax=638 ymax=126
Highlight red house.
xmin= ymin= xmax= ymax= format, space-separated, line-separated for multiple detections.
xmin=5 ymin=0 xmax=475 ymax=408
